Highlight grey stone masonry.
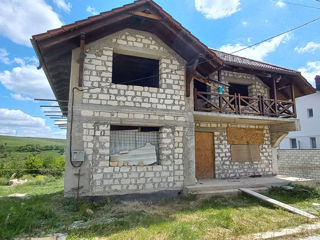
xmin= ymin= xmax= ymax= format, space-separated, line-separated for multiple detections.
xmin=209 ymin=71 xmax=270 ymax=99
xmin=278 ymin=150 xmax=320 ymax=182
xmin=195 ymin=122 xmax=273 ymax=179
xmin=82 ymin=29 xmax=186 ymax=111
xmin=83 ymin=121 xmax=185 ymax=195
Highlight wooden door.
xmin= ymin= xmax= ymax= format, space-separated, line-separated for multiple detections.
xmin=195 ymin=132 xmax=214 ymax=179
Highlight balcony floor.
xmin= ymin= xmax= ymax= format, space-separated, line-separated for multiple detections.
xmin=194 ymin=110 xmax=298 ymax=125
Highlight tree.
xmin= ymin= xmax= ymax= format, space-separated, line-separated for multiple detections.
xmin=25 ymin=154 xmax=43 ymax=172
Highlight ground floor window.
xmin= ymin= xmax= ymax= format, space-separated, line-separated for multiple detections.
xmin=230 ymin=145 xmax=260 ymax=162
xmin=109 ymin=125 xmax=159 ymax=167
xmin=310 ymin=137 xmax=317 ymax=149
xmin=290 ymin=138 xmax=297 ymax=149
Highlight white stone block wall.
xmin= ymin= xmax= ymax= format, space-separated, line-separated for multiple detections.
xmin=82 ymin=119 xmax=185 ymax=195
xmin=277 ymin=150 xmax=320 ymax=182
xmin=195 ymin=122 xmax=273 ymax=178
xmin=66 ymin=28 xmax=280 ymax=196
xmin=209 ymin=71 xmax=269 ymax=99
xmin=82 ymin=29 xmax=186 ymax=111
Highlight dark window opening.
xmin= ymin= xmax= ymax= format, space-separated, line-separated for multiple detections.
xmin=311 ymin=137 xmax=317 ymax=149
xmin=307 ymin=108 xmax=313 ymax=118
xmin=290 ymin=138 xmax=297 ymax=149
xmin=112 ymin=53 xmax=159 ymax=88
xmin=109 ymin=125 xmax=160 ymax=166
xmin=229 ymin=83 xmax=249 ymax=106
xmin=194 ymin=79 xmax=207 ymax=92
xmin=229 ymin=83 xmax=249 ymax=96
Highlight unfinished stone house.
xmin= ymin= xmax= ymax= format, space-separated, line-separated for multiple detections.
xmin=32 ymin=0 xmax=315 ymax=197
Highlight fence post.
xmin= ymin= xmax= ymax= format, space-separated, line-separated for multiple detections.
xmin=219 ymin=92 xmax=222 ymax=113
xmin=194 ymin=88 xmax=197 ymax=111
xmin=238 ymin=93 xmax=241 ymax=114
xmin=260 ymin=96 xmax=265 ymax=116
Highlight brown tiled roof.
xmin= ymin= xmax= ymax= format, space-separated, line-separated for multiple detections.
xmin=211 ymin=49 xmax=298 ymax=75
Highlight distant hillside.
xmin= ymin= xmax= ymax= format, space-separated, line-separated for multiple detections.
xmin=0 ymin=135 xmax=66 ymax=147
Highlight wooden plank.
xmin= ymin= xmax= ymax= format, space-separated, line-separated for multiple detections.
xmin=240 ymin=188 xmax=317 ymax=219
xmin=227 ymin=128 xmax=264 ymax=145
xmin=133 ymin=11 xmax=161 ymax=20
xmin=195 ymin=132 xmax=214 ymax=179
xmin=231 ymin=145 xmax=260 ymax=162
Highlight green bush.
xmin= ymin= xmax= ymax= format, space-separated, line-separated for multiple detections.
xmin=53 ymin=156 xmax=65 ymax=170
xmin=25 ymin=154 xmax=43 ymax=174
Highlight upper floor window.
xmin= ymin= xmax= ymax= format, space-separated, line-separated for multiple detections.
xmin=229 ymin=83 xmax=249 ymax=97
xmin=290 ymin=138 xmax=297 ymax=149
xmin=112 ymin=53 xmax=159 ymax=88
xmin=311 ymin=137 xmax=317 ymax=149
xmin=307 ymin=108 xmax=313 ymax=118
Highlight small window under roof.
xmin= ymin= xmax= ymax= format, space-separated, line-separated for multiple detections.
xmin=229 ymin=83 xmax=249 ymax=96
xmin=112 ymin=53 xmax=159 ymax=88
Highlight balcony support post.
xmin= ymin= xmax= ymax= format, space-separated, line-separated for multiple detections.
xmin=290 ymin=84 xmax=296 ymax=118
xmin=260 ymin=95 xmax=265 ymax=116
xmin=273 ymin=77 xmax=279 ymax=117
xmin=194 ymin=88 xmax=198 ymax=111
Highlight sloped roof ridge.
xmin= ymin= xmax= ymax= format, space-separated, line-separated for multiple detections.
xmin=211 ymin=48 xmax=299 ymax=74
xmin=33 ymin=0 xmax=152 ymax=40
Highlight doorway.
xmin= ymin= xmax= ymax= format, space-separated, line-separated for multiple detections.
xmin=195 ymin=132 xmax=215 ymax=179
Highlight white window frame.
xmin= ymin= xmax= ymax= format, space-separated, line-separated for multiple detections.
xmin=307 ymin=108 xmax=314 ymax=118
xmin=310 ymin=137 xmax=317 ymax=149
xmin=290 ymin=138 xmax=297 ymax=149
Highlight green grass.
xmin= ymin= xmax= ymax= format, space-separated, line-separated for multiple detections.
xmin=1 ymin=178 xmax=320 ymax=240
xmin=0 ymin=135 xmax=65 ymax=147
xmin=0 ymin=136 xmax=66 ymax=178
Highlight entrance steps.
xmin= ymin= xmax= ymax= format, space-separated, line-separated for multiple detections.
xmin=184 ymin=175 xmax=316 ymax=197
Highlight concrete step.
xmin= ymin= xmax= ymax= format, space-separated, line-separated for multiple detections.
xmin=188 ymin=187 xmax=269 ymax=198
xmin=185 ymin=181 xmax=286 ymax=194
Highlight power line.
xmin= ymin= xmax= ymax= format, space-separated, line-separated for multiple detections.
xmin=271 ymin=0 xmax=320 ymax=10
xmin=118 ymin=15 xmax=320 ymax=85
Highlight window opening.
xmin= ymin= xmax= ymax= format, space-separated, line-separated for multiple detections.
xmin=112 ymin=53 xmax=159 ymax=88
xmin=307 ymin=108 xmax=313 ymax=118
xmin=109 ymin=125 xmax=160 ymax=166
xmin=290 ymin=138 xmax=297 ymax=149
xmin=311 ymin=137 xmax=317 ymax=149
xmin=229 ymin=83 xmax=249 ymax=96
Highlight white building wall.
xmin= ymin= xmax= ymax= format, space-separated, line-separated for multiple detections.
xmin=280 ymin=91 xmax=320 ymax=149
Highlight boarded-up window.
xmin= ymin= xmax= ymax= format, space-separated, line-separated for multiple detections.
xmin=231 ymin=145 xmax=261 ymax=162
xmin=110 ymin=126 xmax=159 ymax=155
xmin=227 ymin=128 xmax=264 ymax=145
xmin=227 ymin=128 xmax=264 ymax=162
xmin=109 ymin=126 xmax=159 ymax=166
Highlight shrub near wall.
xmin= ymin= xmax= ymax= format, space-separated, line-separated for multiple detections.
xmin=277 ymin=149 xmax=320 ymax=182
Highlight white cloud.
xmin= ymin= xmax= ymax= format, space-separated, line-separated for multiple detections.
xmin=295 ymin=42 xmax=320 ymax=54
xmin=0 ymin=108 xmax=66 ymax=139
xmin=195 ymin=0 xmax=240 ymax=19
xmin=275 ymin=1 xmax=286 ymax=8
xmin=0 ymin=0 xmax=62 ymax=46
xmin=298 ymin=61 xmax=320 ymax=87
xmin=0 ymin=58 xmax=54 ymax=99
xmin=0 ymin=49 xmax=10 ymax=64
xmin=53 ymin=0 xmax=71 ymax=12
xmin=242 ymin=21 xmax=248 ymax=26
xmin=86 ymin=6 xmax=98 ymax=15
xmin=219 ymin=33 xmax=291 ymax=61
xmin=10 ymin=93 xmax=33 ymax=101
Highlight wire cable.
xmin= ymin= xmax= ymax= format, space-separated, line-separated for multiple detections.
xmin=271 ymin=0 xmax=320 ymax=10
xmin=85 ymin=15 xmax=320 ymax=87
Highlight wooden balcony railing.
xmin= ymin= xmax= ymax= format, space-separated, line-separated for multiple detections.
xmin=194 ymin=89 xmax=296 ymax=118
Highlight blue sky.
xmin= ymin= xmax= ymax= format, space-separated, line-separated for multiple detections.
xmin=0 ymin=0 xmax=319 ymax=139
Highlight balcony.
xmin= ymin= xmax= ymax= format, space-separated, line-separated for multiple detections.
xmin=194 ymin=90 xmax=296 ymax=118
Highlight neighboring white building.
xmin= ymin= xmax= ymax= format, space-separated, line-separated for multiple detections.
xmin=280 ymin=76 xmax=320 ymax=149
